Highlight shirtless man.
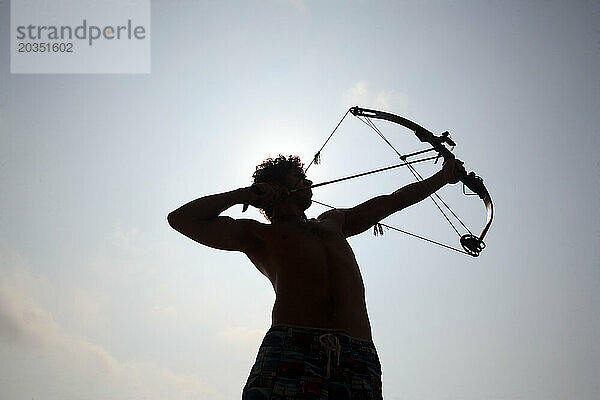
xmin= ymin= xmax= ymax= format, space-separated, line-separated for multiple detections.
xmin=167 ymin=154 xmax=462 ymax=399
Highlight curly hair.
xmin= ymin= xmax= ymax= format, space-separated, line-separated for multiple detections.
xmin=252 ymin=154 xmax=305 ymax=220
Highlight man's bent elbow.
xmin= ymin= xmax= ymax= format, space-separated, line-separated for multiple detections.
xmin=167 ymin=211 xmax=183 ymax=230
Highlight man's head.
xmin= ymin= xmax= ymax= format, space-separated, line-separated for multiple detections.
xmin=252 ymin=154 xmax=311 ymax=220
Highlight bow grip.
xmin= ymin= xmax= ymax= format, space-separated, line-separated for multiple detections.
xmin=460 ymin=171 xmax=489 ymax=201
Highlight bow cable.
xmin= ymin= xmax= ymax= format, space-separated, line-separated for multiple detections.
xmin=305 ymin=109 xmax=350 ymax=172
xmin=310 ymin=199 xmax=469 ymax=256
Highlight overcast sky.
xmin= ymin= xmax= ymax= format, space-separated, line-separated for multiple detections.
xmin=1 ymin=1 xmax=599 ymax=400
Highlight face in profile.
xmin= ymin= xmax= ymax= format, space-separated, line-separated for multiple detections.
xmin=284 ymin=170 xmax=312 ymax=210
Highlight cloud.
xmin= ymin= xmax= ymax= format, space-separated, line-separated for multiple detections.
xmin=343 ymin=81 xmax=410 ymax=111
xmin=374 ymin=89 xmax=409 ymax=111
xmin=89 ymin=224 xmax=150 ymax=282
xmin=343 ymin=80 xmax=370 ymax=107
xmin=111 ymin=225 xmax=146 ymax=257
xmin=0 ymin=289 xmax=57 ymax=349
xmin=0 ymin=266 xmax=220 ymax=400
xmin=69 ymin=285 xmax=111 ymax=330
xmin=148 ymin=304 xmax=181 ymax=326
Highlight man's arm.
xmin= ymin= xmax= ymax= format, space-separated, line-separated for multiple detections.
xmin=167 ymin=187 xmax=263 ymax=252
xmin=324 ymin=159 xmax=461 ymax=238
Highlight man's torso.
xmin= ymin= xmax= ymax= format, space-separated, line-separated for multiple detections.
xmin=245 ymin=214 xmax=373 ymax=341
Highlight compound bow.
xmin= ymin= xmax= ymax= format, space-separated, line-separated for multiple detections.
xmin=304 ymin=106 xmax=493 ymax=257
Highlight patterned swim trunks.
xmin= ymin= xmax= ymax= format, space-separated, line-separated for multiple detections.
xmin=242 ymin=325 xmax=383 ymax=400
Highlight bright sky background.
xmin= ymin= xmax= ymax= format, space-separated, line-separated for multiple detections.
xmin=1 ymin=1 xmax=599 ymax=400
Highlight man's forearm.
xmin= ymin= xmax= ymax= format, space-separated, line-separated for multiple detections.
xmin=168 ymin=187 xmax=251 ymax=223
xmin=391 ymin=170 xmax=448 ymax=210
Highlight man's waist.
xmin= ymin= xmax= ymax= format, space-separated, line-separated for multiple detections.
xmin=268 ymin=323 xmax=374 ymax=345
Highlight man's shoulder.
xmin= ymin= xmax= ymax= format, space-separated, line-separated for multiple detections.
xmin=236 ymin=217 xmax=268 ymax=230
xmin=232 ymin=218 xmax=272 ymax=252
xmin=317 ymin=208 xmax=345 ymax=224
xmin=236 ymin=218 xmax=284 ymax=239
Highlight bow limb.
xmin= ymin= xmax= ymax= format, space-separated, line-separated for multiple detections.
xmin=457 ymin=170 xmax=493 ymax=256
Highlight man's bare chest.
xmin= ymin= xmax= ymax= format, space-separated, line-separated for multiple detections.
xmin=267 ymin=219 xmax=347 ymax=253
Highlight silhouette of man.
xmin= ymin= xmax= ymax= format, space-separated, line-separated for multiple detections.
xmin=168 ymin=154 xmax=462 ymax=399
